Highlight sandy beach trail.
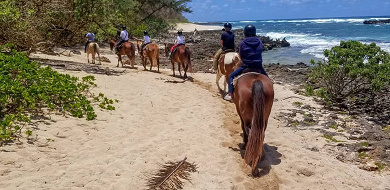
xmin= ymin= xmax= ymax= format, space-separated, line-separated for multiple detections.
xmin=1 ymin=49 xmax=389 ymax=190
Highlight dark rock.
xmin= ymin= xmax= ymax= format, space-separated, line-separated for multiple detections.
xmin=363 ymin=19 xmax=390 ymax=24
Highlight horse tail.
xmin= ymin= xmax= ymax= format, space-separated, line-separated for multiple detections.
xmin=185 ymin=47 xmax=193 ymax=73
xmin=131 ymin=43 xmax=135 ymax=57
xmin=244 ymin=80 xmax=265 ymax=171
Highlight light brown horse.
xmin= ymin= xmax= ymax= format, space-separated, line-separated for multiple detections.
xmin=216 ymin=52 xmax=241 ymax=92
xmin=233 ymin=73 xmax=274 ymax=176
xmin=109 ymin=39 xmax=136 ymax=68
xmin=165 ymin=43 xmax=192 ymax=78
xmin=86 ymin=42 xmax=101 ymax=64
xmin=136 ymin=40 xmax=160 ymax=72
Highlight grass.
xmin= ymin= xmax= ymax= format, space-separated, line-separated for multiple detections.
xmin=323 ymin=134 xmax=346 ymax=143
xmin=358 ymin=152 xmax=367 ymax=159
xmin=293 ymin=101 xmax=304 ymax=106
xmin=329 ymin=123 xmax=338 ymax=129
xmin=337 ymin=129 xmax=344 ymax=132
xmin=375 ymin=162 xmax=386 ymax=172
xmin=291 ymin=122 xmax=299 ymax=127
xmin=383 ymin=126 xmax=390 ymax=131
xmin=360 ymin=142 xmax=369 ymax=147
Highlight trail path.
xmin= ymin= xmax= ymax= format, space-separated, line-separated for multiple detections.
xmin=1 ymin=49 xmax=389 ymax=190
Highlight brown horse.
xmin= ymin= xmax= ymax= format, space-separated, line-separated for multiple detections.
xmin=109 ymin=39 xmax=136 ymax=68
xmin=136 ymin=40 xmax=160 ymax=72
xmin=233 ymin=73 xmax=274 ymax=176
xmin=164 ymin=43 xmax=192 ymax=78
xmin=86 ymin=42 xmax=101 ymax=64
xmin=216 ymin=52 xmax=241 ymax=92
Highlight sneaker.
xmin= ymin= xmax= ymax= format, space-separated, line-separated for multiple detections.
xmin=224 ymin=94 xmax=232 ymax=101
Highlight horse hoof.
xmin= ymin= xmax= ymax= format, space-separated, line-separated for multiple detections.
xmin=252 ymin=169 xmax=259 ymax=177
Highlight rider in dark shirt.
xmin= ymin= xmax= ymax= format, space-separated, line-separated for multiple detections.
xmin=224 ymin=24 xmax=268 ymax=101
xmin=212 ymin=23 xmax=235 ymax=72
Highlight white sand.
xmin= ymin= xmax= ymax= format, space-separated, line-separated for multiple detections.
xmin=175 ymin=23 xmax=222 ymax=32
xmin=1 ymin=48 xmax=389 ymax=190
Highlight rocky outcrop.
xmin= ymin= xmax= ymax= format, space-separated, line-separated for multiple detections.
xmin=363 ymin=19 xmax=390 ymax=24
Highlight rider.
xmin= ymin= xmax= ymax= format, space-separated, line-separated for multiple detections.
xmin=116 ymin=25 xmax=129 ymax=53
xmin=224 ymin=24 xmax=268 ymax=101
xmin=140 ymin=31 xmax=151 ymax=56
xmin=212 ymin=23 xmax=235 ymax=72
xmin=169 ymin=31 xmax=184 ymax=57
xmin=84 ymin=32 xmax=95 ymax=53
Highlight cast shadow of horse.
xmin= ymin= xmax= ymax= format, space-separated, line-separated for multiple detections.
xmin=230 ymin=143 xmax=282 ymax=178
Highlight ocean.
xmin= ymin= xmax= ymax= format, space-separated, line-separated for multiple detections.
xmin=197 ymin=16 xmax=390 ymax=65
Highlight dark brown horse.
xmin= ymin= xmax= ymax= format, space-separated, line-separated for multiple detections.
xmin=109 ymin=39 xmax=136 ymax=68
xmin=233 ymin=73 xmax=274 ymax=176
xmin=136 ymin=40 xmax=160 ymax=72
xmin=164 ymin=43 xmax=192 ymax=78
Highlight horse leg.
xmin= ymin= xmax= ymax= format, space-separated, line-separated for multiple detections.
xmin=171 ymin=59 xmax=175 ymax=77
xmin=178 ymin=61 xmax=182 ymax=78
xmin=142 ymin=57 xmax=147 ymax=70
xmin=149 ymin=56 xmax=153 ymax=71
xmin=117 ymin=55 xmax=121 ymax=67
xmin=87 ymin=52 xmax=90 ymax=63
xmin=92 ymin=53 xmax=95 ymax=64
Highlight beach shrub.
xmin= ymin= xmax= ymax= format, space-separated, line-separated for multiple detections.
xmin=0 ymin=45 xmax=115 ymax=144
xmin=307 ymin=41 xmax=390 ymax=103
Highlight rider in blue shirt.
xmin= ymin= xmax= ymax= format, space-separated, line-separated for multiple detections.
xmin=85 ymin=32 xmax=95 ymax=53
xmin=224 ymin=24 xmax=268 ymax=101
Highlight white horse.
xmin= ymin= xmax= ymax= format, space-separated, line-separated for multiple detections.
xmin=87 ymin=42 xmax=101 ymax=64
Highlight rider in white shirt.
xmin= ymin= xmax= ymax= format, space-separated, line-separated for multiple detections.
xmin=169 ymin=31 xmax=184 ymax=57
xmin=140 ymin=31 xmax=151 ymax=56
xmin=116 ymin=25 xmax=129 ymax=53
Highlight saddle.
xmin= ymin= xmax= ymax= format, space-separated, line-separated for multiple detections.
xmin=116 ymin=40 xmax=129 ymax=52
xmin=233 ymin=68 xmax=264 ymax=87
xmin=140 ymin=42 xmax=151 ymax=57
xmin=170 ymin=44 xmax=185 ymax=59
xmin=218 ymin=49 xmax=236 ymax=64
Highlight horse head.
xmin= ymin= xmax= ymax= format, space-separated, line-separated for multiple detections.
xmin=136 ymin=40 xmax=142 ymax=53
xmin=164 ymin=43 xmax=174 ymax=57
xmin=109 ymin=39 xmax=116 ymax=51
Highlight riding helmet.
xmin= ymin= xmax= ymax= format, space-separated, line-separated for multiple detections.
xmin=144 ymin=31 xmax=148 ymax=35
xmin=244 ymin=24 xmax=256 ymax=37
xmin=122 ymin=25 xmax=126 ymax=30
xmin=224 ymin=23 xmax=232 ymax=29
xmin=177 ymin=31 xmax=183 ymax=35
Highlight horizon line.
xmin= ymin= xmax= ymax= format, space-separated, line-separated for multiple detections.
xmin=187 ymin=15 xmax=390 ymax=23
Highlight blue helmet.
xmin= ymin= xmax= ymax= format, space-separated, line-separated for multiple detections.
xmin=122 ymin=25 xmax=126 ymax=30
xmin=244 ymin=24 xmax=256 ymax=37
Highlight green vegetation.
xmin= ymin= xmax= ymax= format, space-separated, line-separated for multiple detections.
xmin=358 ymin=152 xmax=367 ymax=159
xmin=292 ymin=101 xmax=303 ymax=106
xmin=375 ymin=162 xmax=386 ymax=172
xmin=329 ymin=123 xmax=338 ymax=129
xmin=0 ymin=0 xmax=191 ymax=50
xmin=306 ymin=41 xmax=390 ymax=104
xmin=323 ymin=134 xmax=345 ymax=143
xmin=0 ymin=45 xmax=115 ymax=144
xmin=361 ymin=142 xmax=369 ymax=147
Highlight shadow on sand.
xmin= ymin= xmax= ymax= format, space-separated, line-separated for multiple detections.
xmin=229 ymin=143 xmax=282 ymax=178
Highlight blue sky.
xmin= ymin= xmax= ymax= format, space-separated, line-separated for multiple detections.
xmin=184 ymin=0 xmax=390 ymax=22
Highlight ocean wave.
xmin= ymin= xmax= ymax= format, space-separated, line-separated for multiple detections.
xmin=261 ymin=18 xmax=367 ymax=24
xmin=239 ymin=21 xmax=256 ymax=23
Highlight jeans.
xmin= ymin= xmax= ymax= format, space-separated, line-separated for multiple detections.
xmin=227 ymin=66 xmax=268 ymax=94
xmin=116 ymin=40 xmax=126 ymax=52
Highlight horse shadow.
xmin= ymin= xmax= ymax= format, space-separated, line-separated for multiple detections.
xmin=230 ymin=143 xmax=282 ymax=177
